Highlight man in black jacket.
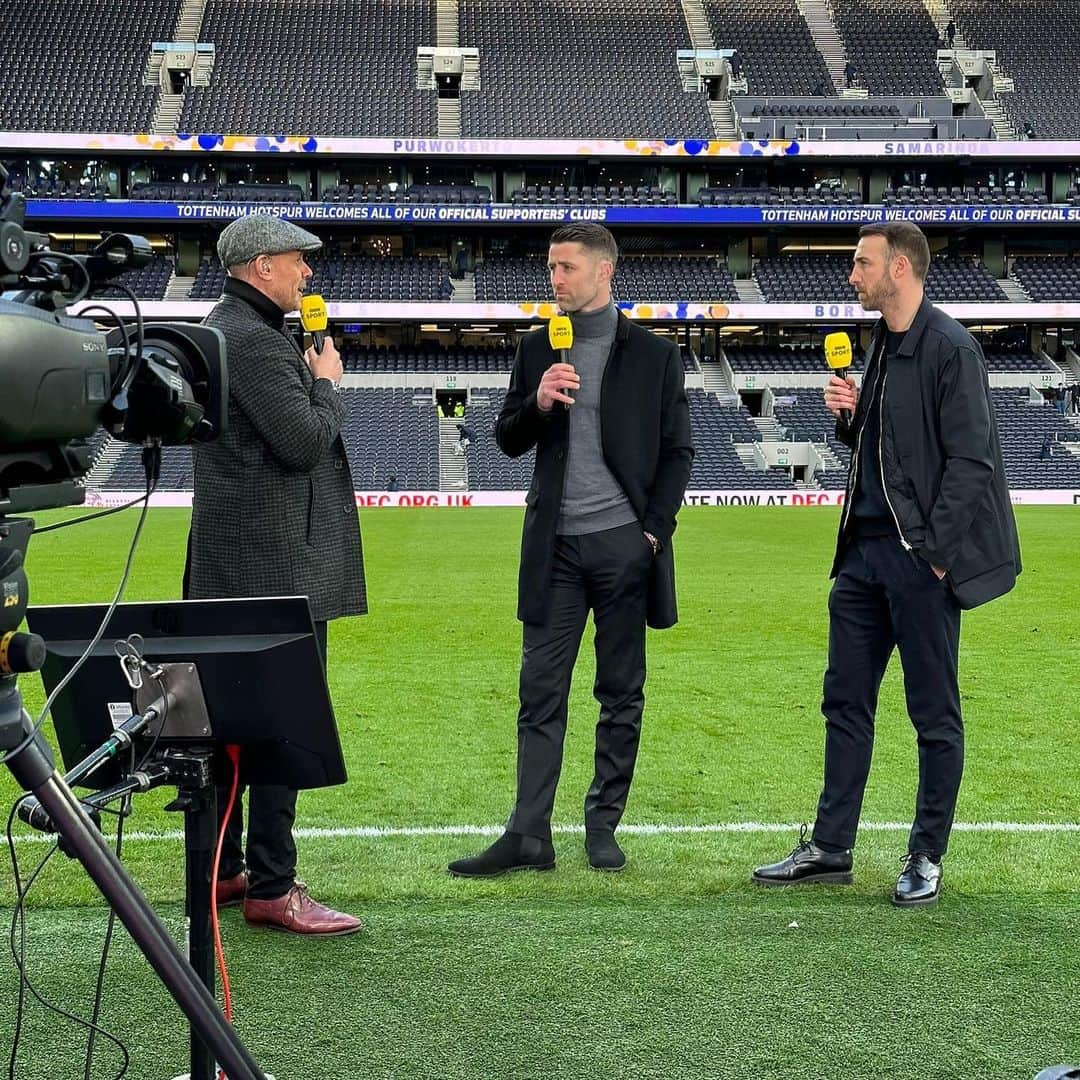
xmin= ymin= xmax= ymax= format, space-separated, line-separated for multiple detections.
xmin=753 ymin=222 xmax=1020 ymax=906
xmin=185 ymin=213 xmax=364 ymax=935
xmin=449 ymin=224 xmax=693 ymax=877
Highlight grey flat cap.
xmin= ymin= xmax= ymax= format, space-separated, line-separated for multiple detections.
xmin=217 ymin=213 xmax=322 ymax=268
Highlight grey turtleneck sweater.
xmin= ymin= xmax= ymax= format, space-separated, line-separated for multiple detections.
xmin=556 ymin=303 xmax=638 ymax=536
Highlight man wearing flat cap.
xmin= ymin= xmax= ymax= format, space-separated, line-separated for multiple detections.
xmin=184 ymin=212 xmax=365 ymax=935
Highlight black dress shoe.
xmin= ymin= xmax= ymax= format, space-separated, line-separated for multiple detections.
xmin=752 ymin=826 xmax=853 ymax=886
xmin=892 ymin=852 xmax=942 ymax=907
xmin=585 ymin=830 xmax=626 ymax=872
xmin=447 ymin=831 xmax=555 ymax=878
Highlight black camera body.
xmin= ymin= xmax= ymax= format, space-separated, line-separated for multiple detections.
xmin=0 ymin=162 xmax=227 ymax=514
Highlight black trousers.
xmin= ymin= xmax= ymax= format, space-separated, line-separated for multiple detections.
xmin=813 ymin=536 xmax=963 ymax=860
xmin=508 ymin=522 xmax=652 ymax=841
xmin=218 ymin=619 xmax=328 ymax=900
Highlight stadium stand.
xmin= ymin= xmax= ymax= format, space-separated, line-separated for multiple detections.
xmin=458 ymin=0 xmax=713 ymax=138
xmin=829 ymin=0 xmax=945 ymax=96
xmin=131 ymin=181 xmax=305 ymax=202
xmin=11 ymin=176 xmax=110 ymax=199
xmin=698 ymin=185 xmax=862 ymax=206
xmin=320 ymin=182 xmax=491 ymax=205
xmin=991 ymin=388 xmax=1080 ymax=487
xmin=753 ymin=255 xmax=854 ymax=303
xmin=343 ymin=345 xmax=515 ymax=373
xmin=103 ymin=443 xmax=193 ymax=490
xmin=885 ymin=185 xmax=1048 ymax=206
xmin=735 ymin=96 xmax=991 ymax=141
xmin=510 ymin=184 xmax=676 ymax=206
xmin=178 ymin=0 xmax=437 ymax=136
xmin=753 ymin=255 xmax=1007 ymax=303
xmin=726 ymin=345 xmax=866 ymax=374
xmin=949 ymin=0 xmax=1080 ymax=139
xmin=189 ymin=254 xmax=450 ymax=301
xmin=687 ymin=390 xmax=793 ymax=489
xmin=925 ymin=256 xmax=1007 ymax=302
xmin=97 ymin=256 xmax=175 ymax=300
xmin=462 ymin=396 xmax=534 ymax=489
xmin=1010 ymin=258 xmax=1080 ymax=302
xmin=700 ymin=0 xmax=834 ymax=96
xmin=473 ymin=256 xmax=739 ymax=303
xmin=982 ymin=350 xmax=1059 ymax=374
xmin=339 ymin=388 xmax=440 ymax=490
xmin=768 ymin=387 xmax=851 ymax=487
xmin=1 ymin=0 xmax=182 ymax=132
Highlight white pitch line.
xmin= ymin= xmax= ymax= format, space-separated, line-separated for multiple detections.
xmin=9 ymin=820 xmax=1080 ymax=845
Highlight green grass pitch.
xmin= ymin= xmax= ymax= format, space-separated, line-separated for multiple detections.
xmin=1 ymin=505 xmax=1078 ymax=1079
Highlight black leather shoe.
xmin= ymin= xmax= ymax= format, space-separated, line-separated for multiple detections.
xmin=892 ymin=852 xmax=942 ymax=907
xmin=447 ymin=831 xmax=555 ymax=878
xmin=752 ymin=826 xmax=853 ymax=887
xmin=585 ymin=830 xmax=626 ymax=872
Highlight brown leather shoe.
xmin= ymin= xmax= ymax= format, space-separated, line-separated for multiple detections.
xmin=242 ymin=882 xmax=362 ymax=936
xmin=215 ymin=871 xmax=248 ymax=908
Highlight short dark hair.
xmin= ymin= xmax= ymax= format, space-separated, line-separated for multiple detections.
xmin=858 ymin=221 xmax=930 ymax=281
xmin=549 ymin=223 xmax=619 ymax=269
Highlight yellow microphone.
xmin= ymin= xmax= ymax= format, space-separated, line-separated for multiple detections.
xmin=548 ymin=315 xmax=573 ymax=355
xmin=548 ymin=314 xmax=575 ymax=405
xmin=300 ymin=294 xmax=329 ymax=353
xmin=824 ymin=331 xmax=854 ymax=425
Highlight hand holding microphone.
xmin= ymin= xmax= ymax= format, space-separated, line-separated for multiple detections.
xmin=823 ymin=331 xmax=857 ymax=425
xmin=538 ymin=315 xmax=579 ymax=412
xmin=301 ymin=293 xmax=342 ymax=386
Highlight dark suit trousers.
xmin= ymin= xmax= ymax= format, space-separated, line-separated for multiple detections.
xmin=508 ymin=522 xmax=652 ymax=841
xmin=813 ymin=537 xmax=963 ymax=860
xmin=218 ymin=619 xmax=328 ymax=900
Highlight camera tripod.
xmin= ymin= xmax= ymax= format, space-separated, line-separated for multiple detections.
xmin=1 ymin=515 xmax=266 ymax=1080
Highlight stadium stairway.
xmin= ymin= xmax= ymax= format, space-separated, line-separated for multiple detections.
xmin=922 ymin=0 xmax=968 ymax=47
xmin=752 ymin=414 xmax=787 ymax=441
xmin=700 ymin=358 xmax=738 ymax=403
xmin=437 ymin=0 xmax=459 ymax=47
xmin=998 ymin=276 xmax=1031 ymax=302
xmin=709 ymin=98 xmax=739 ymax=138
xmin=166 ymin=274 xmax=195 ymax=299
xmin=439 ymin=417 xmax=468 ymax=491
xmin=1060 ymin=348 xmax=1080 ymax=385
xmin=680 ymin=0 xmax=714 ymax=50
xmin=796 ymin=0 xmax=855 ymax=93
xmin=735 ymin=278 xmax=765 ymax=303
xmin=84 ymin=437 xmax=125 ymax=488
xmin=451 ymin=273 xmax=475 ymax=301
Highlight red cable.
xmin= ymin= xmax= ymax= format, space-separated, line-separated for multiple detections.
xmin=210 ymin=744 xmax=242 ymax=1038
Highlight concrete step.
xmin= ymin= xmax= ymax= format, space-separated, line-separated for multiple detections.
xmin=735 ymin=278 xmax=764 ymax=303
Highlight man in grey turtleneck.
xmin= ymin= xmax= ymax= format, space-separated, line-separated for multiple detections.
xmin=449 ymin=223 xmax=693 ymax=878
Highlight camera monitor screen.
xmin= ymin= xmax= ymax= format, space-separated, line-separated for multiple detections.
xmin=26 ymin=597 xmax=347 ymax=791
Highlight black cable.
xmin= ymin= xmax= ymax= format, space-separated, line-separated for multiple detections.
xmin=5 ymin=799 xmax=36 ymax=1080
xmin=82 ymin=794 xmax=131 ymax=1080
xmin=32 ymin=492 xmax=155 ymax=535
xmin=0 ymin=470 xmax=154 ymax=769
xmin=5 ymin=800 xmax=130 ymax=1079
xmin=99 ymin=284 xmax=144 ymax=395
xmin=74 ymin=300 xmax=139 ymax=412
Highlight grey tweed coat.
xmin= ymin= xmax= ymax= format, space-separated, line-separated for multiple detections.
xmin=184 ymin=278 xmax=366 ymax=622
